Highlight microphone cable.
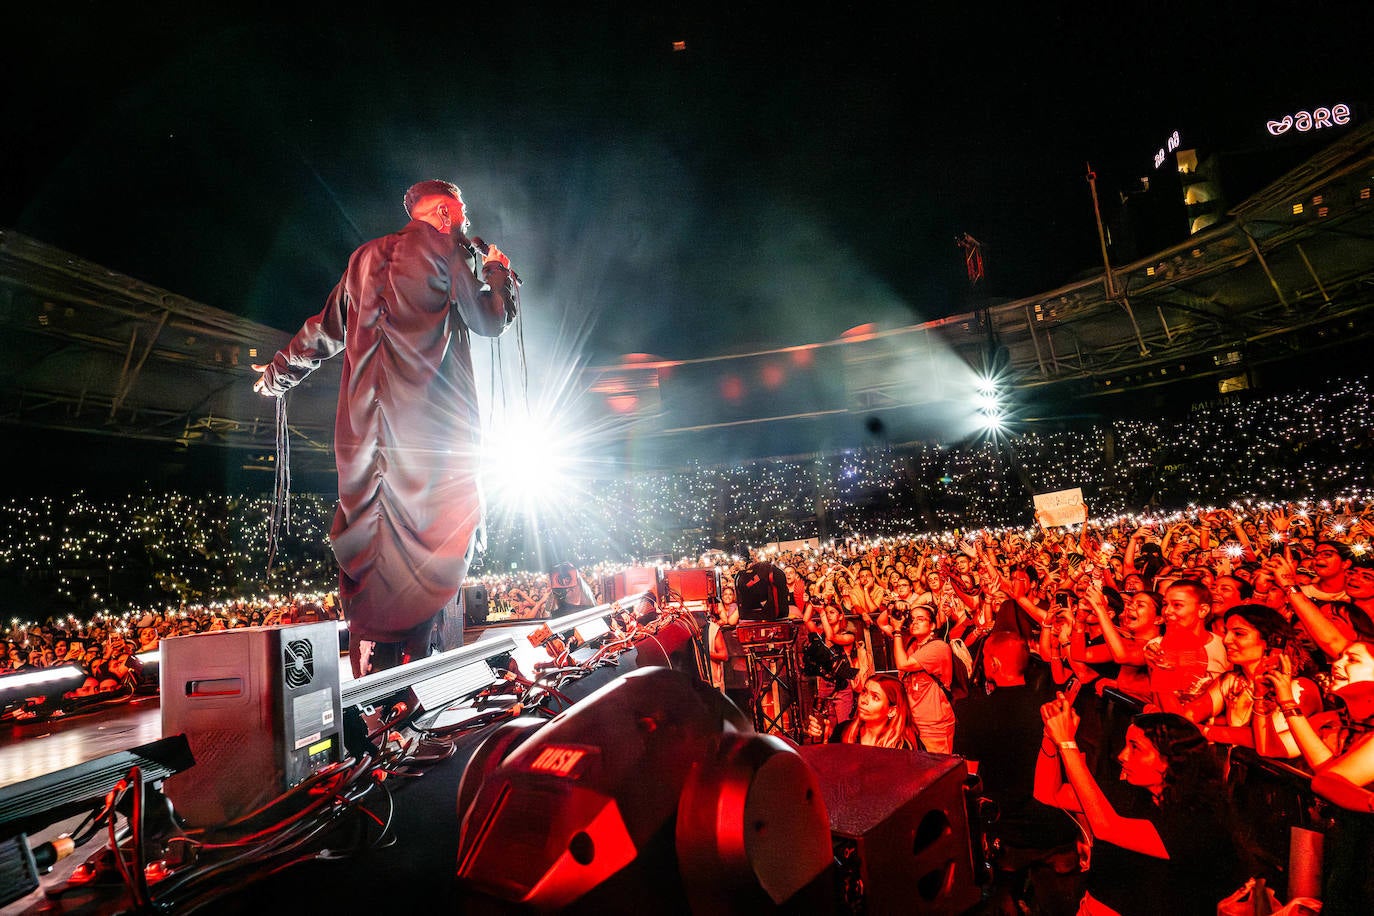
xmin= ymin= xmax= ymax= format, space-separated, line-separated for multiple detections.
xmin=265 ymin=393 xmax=291 ymax=579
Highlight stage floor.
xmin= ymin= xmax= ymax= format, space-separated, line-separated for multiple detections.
xmin=0 ymin=614 xmax=641 ymax=806
xmin=0 ymin=649 xmax=371 ymax=790
xmin=0 ymin=696 xmax=164 ymax=789
xmin=0 ymin=630 xmax=1018 ymax=916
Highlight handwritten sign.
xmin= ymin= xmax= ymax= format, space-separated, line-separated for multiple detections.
xmin=1033 ymin=488 xmax=1086 ymax=527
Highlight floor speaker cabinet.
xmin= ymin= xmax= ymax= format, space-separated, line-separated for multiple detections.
xmin=463 ymin=584 xmax=490 ymax=624
xmin=160 ymin=622 xmax=344 ymax=828
xmin=664 ymin=567 xmax=719 ymax=604
xmin=600 ymin=566 xmax=663 ymax=603
xmin=798 ymin=744 xmax=980 ymax=916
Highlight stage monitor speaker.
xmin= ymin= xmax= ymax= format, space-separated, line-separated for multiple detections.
xmin=160 ymin=622 xmax=344 ymax=827
xmin=665 ymin=567 xmax=719 ymax=604
xmin=456 ymin=668 xmax=832 ymax=914
xmin=601 ymin=566 xmax=662 ymax=603
xmin=462 ymin=584 xmax=490 ymax=624
xmin=798 ymin=744 xmax=979 ymax=916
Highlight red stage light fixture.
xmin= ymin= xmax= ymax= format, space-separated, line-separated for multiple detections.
xmin=455 ymin=668 xmax=833 ymax=913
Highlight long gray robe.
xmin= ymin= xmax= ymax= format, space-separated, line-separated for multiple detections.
xmin=259 ymin=219 xmax=514 ymax=643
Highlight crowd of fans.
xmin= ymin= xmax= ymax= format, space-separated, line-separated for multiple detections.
xmin=1 ymin=596 xmax=339 ymax=718
xmin=7 ymin=498 xmax=1371 ymax=908
xmin=744 ymin=498 xmax=1372 ymax=913
xmin=3 ymin=377 xmax=1374 ymax=912
xmin=2 ymin=375 xmax=1372 ymax=616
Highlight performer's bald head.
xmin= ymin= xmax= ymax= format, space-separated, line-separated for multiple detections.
xmin=404 ymin=179 xmax=462 ymax=216
xmin=404 ymin=180 xmax=468 ymax=235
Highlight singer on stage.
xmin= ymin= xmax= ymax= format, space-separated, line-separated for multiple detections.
xmin=253 ymin=179 xmax=517 ymax=676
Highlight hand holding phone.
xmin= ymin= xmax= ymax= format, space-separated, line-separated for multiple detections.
xmin=1065 ymin=678 xmax=1082 ymax=706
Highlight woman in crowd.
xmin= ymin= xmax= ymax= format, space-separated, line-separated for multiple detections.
xmin=1302 ymin=686 xmax=1374 ymax=807
xmin=1180 ymin=604 xmax=1320 ymax=757
xmin=1038 ymin=597 xmax=1078 ymax=689
xmin=718 ymin=584 xmax=740 ymax=622
xmin=1266 ymin=551 xmax=1374 ymax=661
xmin=1042 ymin=582 xmax=1124 ymax=777
xmin=1066 ymin=583 xmax=1125 ymax=683
xmin=1294 ymin=641 xmax=1374 ymax=915
xmin=922 ymin=566 xmax=968 ymax=633
xmin=888 ymin=603 xmax=957 ymax=753
xmin=1262 ymin=640 xmax=1374 ymax=771
xmin=1208 ymin=574 xmax=1252 ymax=624
xmin=1143 ymin=581 xmax=1228 ymax=714
xmin=803 ymin=595 xmax=860 ymax=728
xmin=809 ymin=673 xmax=920 ymax=749
xmin=1035 ymin=697 xmax=1245 ymax=915
xmin=137 ymin=627 xmax=159 ymax=652
xmin=708 ymin=602 xmax=752 ymax=714
xmin=1085 ymin=586 xmax=1164 ymax=703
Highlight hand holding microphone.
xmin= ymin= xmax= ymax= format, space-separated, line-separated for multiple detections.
xmin=476 ymin=238 xmax=510 ymax=270
xmin=468 ymin=236 xmax=520 ymax=284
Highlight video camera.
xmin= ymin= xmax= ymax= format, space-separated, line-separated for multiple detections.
xmin=801 ymin=633 xmax=856 ymax=686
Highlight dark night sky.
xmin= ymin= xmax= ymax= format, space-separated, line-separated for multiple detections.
xmin=4 ymin=2 xmax=1371 ymax=368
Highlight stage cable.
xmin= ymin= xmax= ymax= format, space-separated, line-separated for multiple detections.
xmin=482 ymin=266 xmax=528 ymax=487
xmin=487 ymin=279 xmax=528 ymax=415
xmin=513 ymin=282 xmax=528 ymax=401
xmin=266 ymin=395 xmax=291 ymax=577
xmin=490 ymin=337 xmax=504 ymax=415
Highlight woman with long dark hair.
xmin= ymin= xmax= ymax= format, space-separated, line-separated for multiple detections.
xmin=1085 ymin=587 xmax=1163 ymax=703
xmin=1035 ymin=698 xmax=1244 ymax=915
xmin=889 ymin=604 xmax=957 ymax=753
xmin=1263 ymin=640 xmax=1374 ymax=770
xmin=1181 ymin=603 xmax=1319 ymax=757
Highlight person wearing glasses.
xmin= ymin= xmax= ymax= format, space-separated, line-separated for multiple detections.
xmin=888 ymin=603 xmax=957 ymax=753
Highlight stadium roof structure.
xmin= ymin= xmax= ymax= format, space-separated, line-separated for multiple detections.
xmin=0 ymin=230 xmax=341 ymax=486
xmin=580 ymin=119 xmax=1374 ymax=449
xmin=979 ymin=118 xmax=1374 ymax=405
xmin=3 ymin=121 xmax=1374 ymax=485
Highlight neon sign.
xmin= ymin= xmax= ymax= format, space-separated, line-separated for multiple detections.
xmin=1267 ymin=104 xmax=1351 ymax=136
xmin=1154 ymin=130 xmax=1181 ymax=169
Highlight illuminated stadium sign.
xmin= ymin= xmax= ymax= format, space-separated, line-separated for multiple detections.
xmin=1154 ymin=130 xmax=1181 ymax=169
xmin=1266 ymin=104 xmax=1352 ymax=136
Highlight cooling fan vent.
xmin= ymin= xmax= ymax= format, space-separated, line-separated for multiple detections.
xmin=284 ymin=639 xmax=315 ymax=689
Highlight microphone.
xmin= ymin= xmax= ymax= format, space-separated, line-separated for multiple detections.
xmin=467 ymin=235 xmax=522 ymax=285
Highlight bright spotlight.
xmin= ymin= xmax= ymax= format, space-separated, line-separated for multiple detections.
xmin=479 ymin=409 xmax=577 ymax=516
xmin=967 ymin=369 xmax=1011 ymax=436
xmin=977 ymin=410 xmax=1007 ymax=433
xmin=973 ymin=391 xmax=1001 ymax=414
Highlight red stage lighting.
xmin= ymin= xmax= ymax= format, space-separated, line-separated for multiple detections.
xmin=455 ymin=668 xmax=833 ymax=913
